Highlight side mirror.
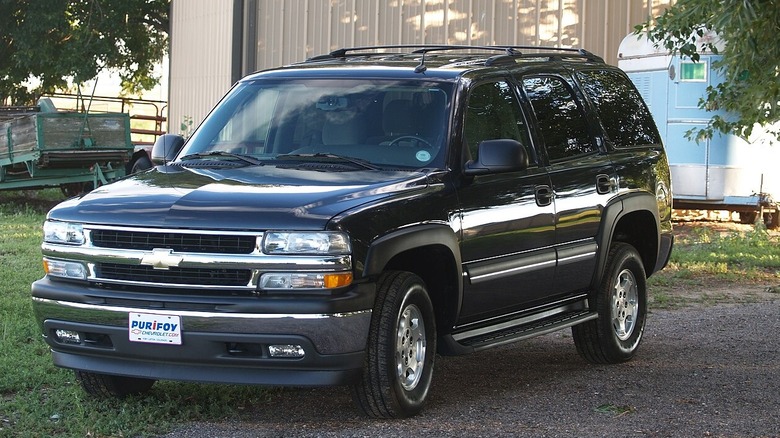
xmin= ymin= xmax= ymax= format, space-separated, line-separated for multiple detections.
xmin=151 ymin=134 xmax=185 ymax=165
xmin=463 ymin=139 xmax=529 ymax=176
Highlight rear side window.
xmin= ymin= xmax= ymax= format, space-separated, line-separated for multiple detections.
xmin=576 ymin=70 xmax=662 ymax=148
xmin=522 ymin=76 xmax=595 ymax=161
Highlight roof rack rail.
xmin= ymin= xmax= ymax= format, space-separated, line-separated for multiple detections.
xmin=306 ymin=44 xmax=604 ymax=64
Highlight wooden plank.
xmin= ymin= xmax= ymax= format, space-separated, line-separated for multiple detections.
xmin=0 ymin=114 xmax=39 ymax=161
xmin=39 ymin=113 xmax=131 ymax=149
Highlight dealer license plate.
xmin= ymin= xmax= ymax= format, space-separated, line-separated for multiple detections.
xmin=129 ymin=313 xmax=182 ymax=345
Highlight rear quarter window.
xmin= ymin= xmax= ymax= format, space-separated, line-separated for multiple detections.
xmin=576 ymin=70 xmax=662 ymax=148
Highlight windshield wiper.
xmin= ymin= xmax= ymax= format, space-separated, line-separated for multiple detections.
xmin=276 ymin=153 xmax=380 ymax=170
xmin=179 ymin=151 xmax=265 ymax=166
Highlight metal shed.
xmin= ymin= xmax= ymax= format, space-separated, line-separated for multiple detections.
xmin=169 ymin=0 xmax=673 ymax=132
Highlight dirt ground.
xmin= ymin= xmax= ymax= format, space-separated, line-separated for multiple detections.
xmin=166 ymin=300 xmax=780 ymax=438
xmin=164 ymin=211 xmax=780 ymax=438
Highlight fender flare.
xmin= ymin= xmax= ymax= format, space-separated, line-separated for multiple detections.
xmin=362 ymin=223 xmax=464 ymax=324
xmin=593 ymin=193 xmax=661 ymax=289
xmin=363 ymin=223 xmax=462 ymax=280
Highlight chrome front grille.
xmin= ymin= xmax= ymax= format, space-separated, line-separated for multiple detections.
xmin=90 ymin=228 xmax=257 ymax=254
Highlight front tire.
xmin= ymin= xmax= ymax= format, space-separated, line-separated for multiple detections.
xmin=573 ymin=242 xmax=647 ymax=364
xmin=75 ymin=371 xmax=155 ymax=398
xmin=351 ymin=271 xmax=436 ymax=418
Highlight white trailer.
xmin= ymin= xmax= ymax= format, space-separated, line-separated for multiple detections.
xmin=618 ymin=33 xmax=779 ymax=227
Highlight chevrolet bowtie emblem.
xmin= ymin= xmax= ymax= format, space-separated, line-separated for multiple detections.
xmin=140 ymin=248 xmax=183 ymax=270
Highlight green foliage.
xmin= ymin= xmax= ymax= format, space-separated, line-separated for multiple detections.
xmin=0 ymin=0 xmax=169 ymax=104
xmin=637 ymin=0 xmax=780 ymax=142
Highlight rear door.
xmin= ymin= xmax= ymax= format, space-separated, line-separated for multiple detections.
xmin=520 ymin=73 xmax=615 ymax=294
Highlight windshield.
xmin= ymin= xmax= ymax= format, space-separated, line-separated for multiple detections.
xmin=180 ymin=78 xmax=453 ymax=169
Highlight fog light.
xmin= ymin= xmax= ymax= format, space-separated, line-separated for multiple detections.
xmin=43 ymin=258 xmax=87 ymax=280
xmin=268 ymin=344 xmax=305 ymax=358
xmin=55 ymin=329 xmax=81 ymax=344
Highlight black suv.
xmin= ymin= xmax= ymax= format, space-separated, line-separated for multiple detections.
xmin=32 ymin=45 xmax=673 ymax=418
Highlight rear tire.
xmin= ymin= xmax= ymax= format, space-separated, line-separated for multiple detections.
xmin=75 ymin=371 xmax=155 ymax=398
xmin=572 ymin=242 xmax=647 ymax=364
xmin=351 ymin=271 xmax=436 ymax=418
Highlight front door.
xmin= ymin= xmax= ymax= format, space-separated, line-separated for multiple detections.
xmin=457 ymin=80 xmax=556 ymax=324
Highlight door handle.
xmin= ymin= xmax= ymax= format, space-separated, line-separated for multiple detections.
xmin=535 ymin=185 xmax=553 ymax=207
xmin=596 ymin=174 xmax=615 ymax=195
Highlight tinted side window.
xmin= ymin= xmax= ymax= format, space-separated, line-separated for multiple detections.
xmin=577 ymin=69 xmax=662 ymax=148
xmin=464 ymin=81 xmax=533 ymax=163
xmin=523 ymin=76 xmax=595 ymax=161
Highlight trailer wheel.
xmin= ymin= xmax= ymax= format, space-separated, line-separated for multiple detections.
xmin=738 ymin=211 xmax=758 ymax=225
xmin=129 ymin=155 xmax=152 ymax=174
xmin=764 ymin=210 xmax=779 ymax=230
xmin=60 ymin=183 xmax=91 ymax=197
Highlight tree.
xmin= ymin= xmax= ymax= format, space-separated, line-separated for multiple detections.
xmin=637 ymin=0 xmax=780 ymax=142
xmin=0 ymin=0 xmax=169 ymax=104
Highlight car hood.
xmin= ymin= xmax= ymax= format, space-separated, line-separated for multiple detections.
xmin=48 ymin=165 xmax=429 ymax=230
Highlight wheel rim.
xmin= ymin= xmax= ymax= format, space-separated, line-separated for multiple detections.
xmin=611 ymin=268 xmax=638 ymax=341
xmin=395 ymin=302 xmax=426 ymax=391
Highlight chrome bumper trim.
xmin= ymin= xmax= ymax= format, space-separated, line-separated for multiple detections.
xmin=33 ymin=297 xmax=372 ymax=354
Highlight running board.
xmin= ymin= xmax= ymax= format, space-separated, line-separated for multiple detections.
xmin=443 ymin=308 xmax=598 ymax=354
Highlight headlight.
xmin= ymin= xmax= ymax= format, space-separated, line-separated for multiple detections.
xmin=262 ymin=232 xmax=351 ymax=255
xmin=43 ymin=220 xmax=85 ymax=245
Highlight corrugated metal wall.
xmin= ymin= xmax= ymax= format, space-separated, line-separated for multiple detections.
xmin=169 ymin=0 xmax=236 ymax=137
xmin=251 ymin=0 xmax=673 ymax=73
xmin=169 ymin=0 xmax=673 ymax=133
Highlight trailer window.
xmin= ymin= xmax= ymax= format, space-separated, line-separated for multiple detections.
xmin=680 ymin=61 xmax=707 ymax=82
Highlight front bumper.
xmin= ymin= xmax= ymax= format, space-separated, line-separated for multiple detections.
xmin=31 ymin=278 xmax=373 ymax=386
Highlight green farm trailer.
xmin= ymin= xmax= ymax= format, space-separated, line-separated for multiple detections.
xmin=0 ymin=101 xmax=133 ymax=195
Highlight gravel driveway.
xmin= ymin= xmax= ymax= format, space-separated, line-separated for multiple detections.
xmin=165 ymin=295 xmax=780 ymax=437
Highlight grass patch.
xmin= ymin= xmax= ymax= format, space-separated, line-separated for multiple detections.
xmin=648 ymin=223 xmax=780 ymax=308
xmin=595 ymin=403 xmax=636 ymax=417
xmin=0 ymin=190 xmax=275 ymax=437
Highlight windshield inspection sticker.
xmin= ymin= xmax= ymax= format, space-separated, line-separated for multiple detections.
xmin=415 ymin=150 xmax=431 ymax=162
xmin=129 ymin=313 xmax=182 ymax=345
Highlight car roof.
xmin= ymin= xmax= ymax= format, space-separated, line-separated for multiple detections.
xmin=241 ymin=45 xmax=607 ymax=82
